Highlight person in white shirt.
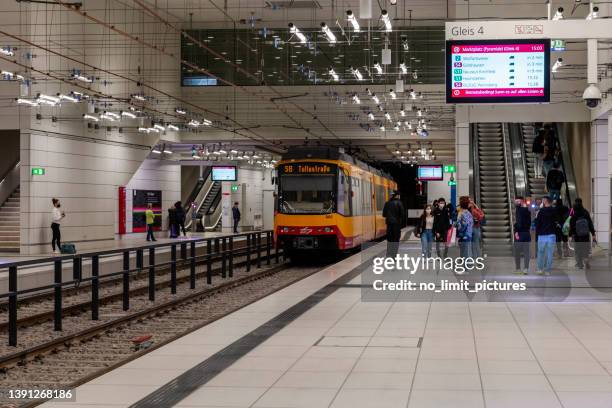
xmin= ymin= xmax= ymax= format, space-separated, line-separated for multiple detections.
xmin=51 ymin=198 xmax=65 ymax=254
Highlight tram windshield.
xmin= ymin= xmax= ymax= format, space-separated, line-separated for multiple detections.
xmin=278 ymin=174 xmax=335 ymax=214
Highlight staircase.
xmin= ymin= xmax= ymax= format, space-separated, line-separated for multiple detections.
xmin=475 ymin=124 xmax=512 ymax=254
xmin=0 ymin=187 xmax=20 ymax=252
xmin=521 ymin=123 xmax=546 ymax=198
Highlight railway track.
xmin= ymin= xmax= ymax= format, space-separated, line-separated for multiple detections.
xmin=0 ymin=260 xmax=325 ymax=408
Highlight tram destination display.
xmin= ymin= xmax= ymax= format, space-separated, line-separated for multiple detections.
xmin=446 ymin=39 xmax=550 ymax=104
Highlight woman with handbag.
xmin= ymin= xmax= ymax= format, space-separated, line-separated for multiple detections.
xmin=415 ymin=204 xmax=435 ymax=258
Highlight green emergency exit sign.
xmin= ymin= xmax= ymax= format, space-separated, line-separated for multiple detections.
xmin=444 ymin=165 xmax=456 ymax=173
xmin=31 ymin=167 xmax=45 ymax=176
xmin=231 ymin=184 xmax=239 ymax=192
xmin=448 ymin=181 xmax=457 ymax=186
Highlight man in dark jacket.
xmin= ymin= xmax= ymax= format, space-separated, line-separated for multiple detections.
xmin=546 ymin=162 xmax=565 ymax=202
xmin=232 ymin=202 xmax=241 ymax=233
xmin=569 ymin=198 xmax=596 ymax=269
xmin=382 ymin=191 xmax=404 ymax=258
xmin=174 ymin=201 xmax=187 ymax=236
xmin=535 ymin=196 xmax=557 ymax=275
xmin=554 ymin=198 xmax=570 ymax=258
xmin=513 ymin=197 xmax=531 ymax=274
xmin=532 ymin=130 xmax=545 ymax=178
xmin=432 ymin=197 xmax=453 ymax=258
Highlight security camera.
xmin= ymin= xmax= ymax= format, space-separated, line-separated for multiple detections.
xmin=582 ymin=84 xmax=602 ymax=109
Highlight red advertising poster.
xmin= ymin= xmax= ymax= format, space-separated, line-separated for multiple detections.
xmin=118 ymin=186 xmax=126 ymax=235
xmin=132 ymin=190 xmax=162 ymax=233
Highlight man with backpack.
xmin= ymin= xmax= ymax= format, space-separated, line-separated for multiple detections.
xmin=546 ymin=162 xmax=565 ymax=202
xmin=569 ymin=198 xmax=596 ymax=269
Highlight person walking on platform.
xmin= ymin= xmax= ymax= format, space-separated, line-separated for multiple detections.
xmin=433 ymin=197 xmax=453 ymax=258
xmin=383 ymin=191 xmax=404 ymax=258
xmin=415 ymin=204 xmax=434 ymax=258
xmin=535 ymin=196 xmax=557 ymax=275
xmin=569 ymin=198 xmax=596 ymax=270
xmin=513 ymin=197 xmax=531 ymax=274
xmin=456 ymin=196 xmax=474 ymax=259
xmin=145 ymin=203 xmax=157 ymax=242
xmin=168 ymin=206 xmax=178 ymax=238
xmin=546 ymin=162 xmax=565 ymax=202
xmin=532 ymin=129 xmax=546 ymax=178
xmin=469 ymin=198 xmax=485 ymax=258
xmin=174 ymin=201 xmax=187 ymax=236
xmin=555 ymin=198 xmax=570 ymax=258
xmin=51 ymin=198 xmax=65 ymax=254
xmin=232 ymin=202 xmax=241 ymax=233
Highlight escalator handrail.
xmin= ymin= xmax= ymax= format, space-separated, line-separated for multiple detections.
xmin=502 ymin=124 xmax=516 ymax=244
xmin=508 ymin=123 xmax=529 ymax=199
xmin=470 ymin=124 xmax=481 ymax=206
xmin=184 ymin=167 xmax=212 ymax=209
xmin=206 ymin=187 xmax=222 ymax=215
xmin=554 ymin=124 xmax=577 ymax=206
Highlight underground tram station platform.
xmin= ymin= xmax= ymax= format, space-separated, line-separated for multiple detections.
xmin=1 ymin=0 xmax=612 ymax=407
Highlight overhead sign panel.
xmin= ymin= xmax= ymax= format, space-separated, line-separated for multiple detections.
xmin=446 ymin=39 xmax=550 ymax=104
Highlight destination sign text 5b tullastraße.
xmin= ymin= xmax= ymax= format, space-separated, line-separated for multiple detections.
xmin=283 ymin=164 xmax=332 ymax=174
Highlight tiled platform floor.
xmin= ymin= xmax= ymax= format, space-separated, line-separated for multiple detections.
xmin=39 ymin=237 xmax=612 ymax=408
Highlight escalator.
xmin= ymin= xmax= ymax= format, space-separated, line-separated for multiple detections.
xmin=196 ymin=181 xmax=222 ymax=231
xmin=184 ymin=167 xmax=222 ymax=232
xmin=521 ymin=123 xmax=547 ymax=198
xmin=472 ymin=123 xmax=513 ymax=255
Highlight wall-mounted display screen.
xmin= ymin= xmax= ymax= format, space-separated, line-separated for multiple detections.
xmin=212 ymin=166 xmax=237 ymax=181
xmin=446 ymin=39 xmax=550 ymax=104
xmin=417 ymin=165 xmax=443 ymax=181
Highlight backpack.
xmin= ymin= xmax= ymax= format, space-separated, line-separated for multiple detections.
xmin=575 ymin=217 xmax=590 ymax=237
xmin=552 ymin=170 xmax=564 ymax=188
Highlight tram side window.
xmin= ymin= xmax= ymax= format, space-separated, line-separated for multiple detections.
xmin=362 ymin=179 xmax=372 ymax=215
xmin=337 ymin=173 xmax=351 ymax=216
xmin=375 ymin=184 xmax=385 ymax=212
xmin=351 ymin=177 xmax=361 ymax=216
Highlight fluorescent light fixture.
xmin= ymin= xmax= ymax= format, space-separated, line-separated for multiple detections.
xmin=105 ymin=111 xmax=120 ymax=119
xmin=139 ymin=127 xmax=150 ymax=133
xmin=412 ymin=70 xmax=418 ymax=79
xmin=417 ymin=109 xmax=423 ymax=117
xmin=59 ymin=94 xmax=78 ymax=103
xmin=350 ymin=66 xmax=363 ymax=80
xmin=288 ymin=23 xmax=307 ymax=44
xmin=328 ymin=67 xmax=339 ymax=81
xmin=379 ymin=126 xmax=385 ymax=131
xmin=188 ymin=119 xmax=200 ymax=127
xmin=230 ymin=149 xmax=238 ymax=154
xmin=381 ymin=10 xmax=392 ymax=32
xmin=389 ymin=90 xmax=397 ymax=99
xmin=406 ymin=122 xmax=412 ymax=129
xmin=346 ymin=10 xmax=360 ymax=32
xmin=100 ymin=113 xmax=116 ymax=121
xmin=151 ymin=146 xmax=162 ymax=153
xmin=352 ymin=94 xmax=361 ymax=104
xmin=552 ymin=57 xmax=563 ymax=73
xmin=410 ymin=89 xmax=417 ymax=99
xmin=372 ymin=93 xmax=380 ymax=104
xmin=154 ymin=123 xmax=165 ymax=131
xmin=321 ymin=23 xmax=337 ymax=44
xmin=148 ymin=127 xmax=160 ymax=133
xmin=384 ymin=112 xmax=392 ymax=121
xmin=38 ymin=94 xmax=60 ymax=104
xmin=252 ymin=154 xmax=261 ymax=159
xmin=373 ymin=62 xmax=383 ymax=75
xmin=368 ymin=112 xmax=375 ymax=120
xmin=167 ymin=124 xmax=179 ymax=131
xmin=83 ymin=114 xmax=99 ymax=122
xmin=394 ymin=125 xmax=400 ymax=132
xmin=400 ymin=109 xmax=405 ymax=117
xmin=586 ymin=6 xmax=599 ymax=20
xmin=552 ymin=6 xmax=564 ymax=20
xmin=131 ymin=94 xmax=146 ymax=101
xmin=163 ymin=145 xmax=172 ymax=154
xmin=399 ymin=62 xmax=408 ymax=75
xmin=17 ymin=98 xmax=38 ymax=106
xmin=218 ymin=149 xmax=227 ymax=154
xmin=0 ymin=47 xmax=14 ymax=56
xmin=121 ymin=111 xmax=137 ymax=119
xmin=175 ymin=108 xmax=186 ymax=115
xmin=203 ymin=119 xmax=212 ymax=126
xmin=1 ymin=70 xmax=15 ymax=79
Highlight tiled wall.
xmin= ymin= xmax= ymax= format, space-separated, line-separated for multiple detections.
xmin=123 ymin=158 xmax=181 ymax=234
xmin=591 ymin=120 xmax=610 ymax=245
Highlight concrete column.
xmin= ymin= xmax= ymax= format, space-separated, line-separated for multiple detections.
xmin=591 ymin=119 xmax=610 ymax=246
xmin=221 ymin=182 xmax=233 ymax=234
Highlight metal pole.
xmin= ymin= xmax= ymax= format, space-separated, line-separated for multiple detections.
xmin=214 ymin=238 xmax=220 ymax=254
xmin=228 ymin=236 xmax=234 ymax=277
xmin=275 ymin=233 xmax=280 ymax=264
xmin=171 ymin=244 xmax=177 ymax=294
xmin=266 ymin=231 xmax=271 ymax=265
xmin=221 ymin=237 xmax=227 ymax=278
xmin=246 ymin=233 xmax=251 ymax=271
xmin=206 ymin=239 xmax=212 ymax=284
xmin=148 ymin=247 xmax=155 ymax=301
xmin=123 ymin=251 xmax=130 ymax=311
xmin=73 ymin=257 xmax=81 ymax=283
xmin=256 ymin=232 xmax=262 ymax=268
xmin=91 ymin=255 xmax=99 ymax=320
xmin=136 ymin=249 xmax=143 ymax=271
xmin=8 ymin=266 xmax=17 ymax=346
xmin=190 ymin=241 xmax=196 ymax=289
xmin=54 ymin=260 xmax=62 ymax=331
xmin=181 ymin=242 xmax=187 ymax=261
